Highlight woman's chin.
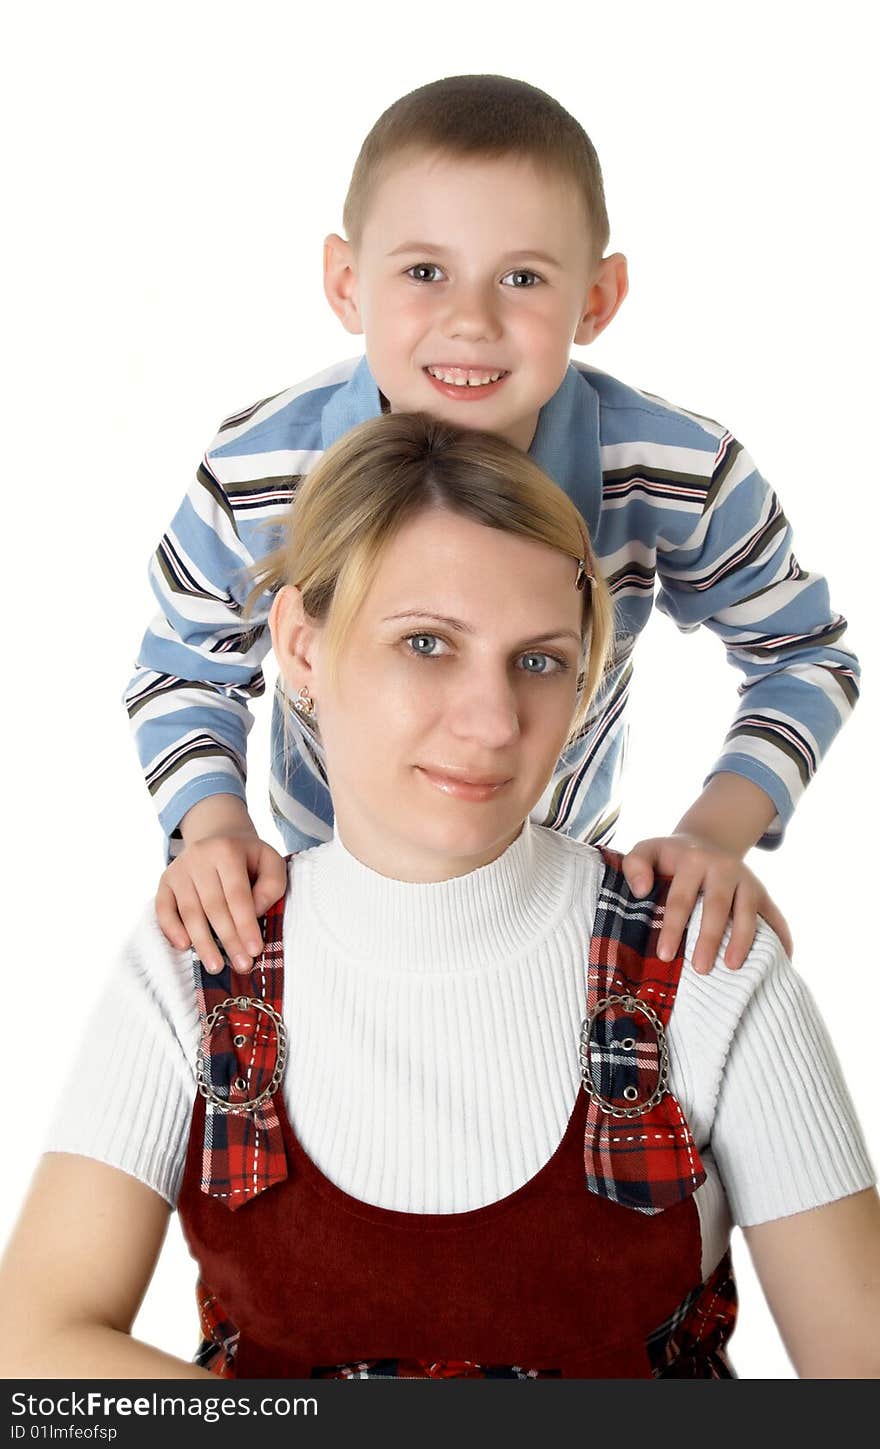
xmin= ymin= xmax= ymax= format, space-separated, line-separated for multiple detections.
xmin=391 ymin=811 xmax=526 ymax=876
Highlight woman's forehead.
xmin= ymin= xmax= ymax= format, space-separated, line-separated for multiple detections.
xmin=362 ymin=508 xmax=583 ymax=632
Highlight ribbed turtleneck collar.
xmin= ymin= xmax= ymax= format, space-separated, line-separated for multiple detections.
xmin=301 ymin=820 xmax=570 ymax=972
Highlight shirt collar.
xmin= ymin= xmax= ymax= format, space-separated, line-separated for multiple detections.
xmin=320 ymin=354 xmax=384 ymax=448
xmin=528 ymin=364 xmax=602 ymax=536
xmin=320 ymin=356 xmax=602 ymax=536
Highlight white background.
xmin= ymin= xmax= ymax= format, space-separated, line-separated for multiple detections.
xmin=2 ymin=0 xmax=877 ymax=1381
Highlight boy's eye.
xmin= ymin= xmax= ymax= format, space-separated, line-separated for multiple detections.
xmin=406 ymin=264 xmax=445 ymax=283
xmin=501 ymin=269 xmax=542 ymax=288
xmin=405 ymin=632 xmax=449 ymax=657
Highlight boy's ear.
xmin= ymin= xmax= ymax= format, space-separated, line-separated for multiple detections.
xmin=269 ymin=586 xmax=322 ymax=697
xmin=324 ymin=233 xmax=364 ymax=335
xmin=573 ymin=252 xmax=629 ymax=346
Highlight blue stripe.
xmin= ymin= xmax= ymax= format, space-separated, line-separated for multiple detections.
xmin=210 ymin=390 xmax=331 ymax=459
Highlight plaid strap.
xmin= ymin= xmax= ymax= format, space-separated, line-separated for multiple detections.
xmin=581 ymin=847 xmax=706 ymax=1214
xmin=194 ymin=1277 xmax=240 ymax=1377
xmin=193 ymin=872 xmax=291 ymax=1211
xmin=647 ymin=1250 xmax=737 ymax=1377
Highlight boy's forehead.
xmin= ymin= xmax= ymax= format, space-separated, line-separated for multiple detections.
xmin=360 ymin=146 xmax=592 ymax=257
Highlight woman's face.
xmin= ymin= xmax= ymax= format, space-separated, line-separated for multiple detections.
xmin=277 ymin=506 xmax=585 ymax=881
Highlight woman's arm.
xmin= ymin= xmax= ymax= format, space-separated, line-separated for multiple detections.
xmin=0 ymin=1153 xmax=213 ymax=1379
xmin=744 ymin=1188 xmax=880 ymax=1378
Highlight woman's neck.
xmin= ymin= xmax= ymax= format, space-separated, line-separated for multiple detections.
xmin=331 ymin=811 xmax=526 ymax=885
xmin=304 ymin=818 xmax=573 ymax=972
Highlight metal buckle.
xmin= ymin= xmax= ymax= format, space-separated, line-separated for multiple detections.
xmin=196 ymin=996 xmax=288 ymax=1116
xmin=579 ymin=993 xmax=669 ymax=1118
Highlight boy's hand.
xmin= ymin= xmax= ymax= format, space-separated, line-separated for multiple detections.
xmin=621 ymin=833 xmax=793 ymax=974
xmin=156 ymin=796 xmax=287 ymax=973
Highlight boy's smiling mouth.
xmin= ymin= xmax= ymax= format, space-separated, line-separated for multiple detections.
xmin=423 ymin=364 xmax=510 ymax=400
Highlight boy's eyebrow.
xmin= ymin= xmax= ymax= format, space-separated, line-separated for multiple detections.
xmin=383 ymin=610 xmax=581 ymax=645
xmin=387 ymin=241 xmax=563 ymax=270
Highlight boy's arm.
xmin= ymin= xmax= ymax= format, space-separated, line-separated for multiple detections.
xmin=624 ymin=773 xmax=790 ymax=971
xmin=123 ymin=454 xmax=280 ymax=859
xmin=625 ymin=431 xmax=858 ymax=969
xmin=126 ymin=452 xmax=295 ymax=970
xmin=655 ymin=431 xmax=860 ymax=843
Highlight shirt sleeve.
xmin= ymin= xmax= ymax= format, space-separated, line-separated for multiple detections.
xmin=42 ymin=907 xmax=199 ymax=1207
xmin=654 ymin=433 xmax=860 ymax=847
xmin=123 ymin=447 xmax=283 ymax=858
xmin=709 ymin=932 xmax=875 ymax=1227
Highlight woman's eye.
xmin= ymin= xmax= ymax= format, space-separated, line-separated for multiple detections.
xmin=501 ymin=269 xmax=542 ymax=288
xmin=518 ymin=651 xmax=565 ymax=675
xmin=405 ymin=633 xmax=449 ymax=657
xmin=406 ymin=264 xmax=444 ymax=283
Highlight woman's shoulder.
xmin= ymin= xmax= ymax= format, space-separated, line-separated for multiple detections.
xmin=681 ymin=904 xmax=791 ymax=1005
xmin=116 ymin=901 xmax=204 ymax=1064
xmin=530 ymin=825 xmax=606 ymax=882
xmin=671 ymin=907 xmax=797 ymax=1121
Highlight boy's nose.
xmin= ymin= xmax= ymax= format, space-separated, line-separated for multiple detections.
xmin=441 ymin=284 xmax=502 ymax=344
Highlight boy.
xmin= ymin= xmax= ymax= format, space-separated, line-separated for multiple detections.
xmin=129 ymin=74 xmax=854 ymax=977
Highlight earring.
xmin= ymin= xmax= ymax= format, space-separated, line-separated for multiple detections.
xmin=293 ymin=685 xmax=315 ymax=718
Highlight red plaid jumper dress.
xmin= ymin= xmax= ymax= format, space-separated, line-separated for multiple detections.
xmin=177 ymin=848 xmax=737 ymax=1378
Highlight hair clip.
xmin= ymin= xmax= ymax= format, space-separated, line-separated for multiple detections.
xmin=575 ymin=559 xmax=594 ymax=592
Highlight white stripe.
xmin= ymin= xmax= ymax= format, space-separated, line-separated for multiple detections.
xmin=131 ymin=683 xmax=254 ymax=731
xmin=208 ymin=448 xmax=323 ymax=485
xmin=599 ymin=539 xmax=656 ymax=574
xmin=600 ymin=439 xmax=717 ymax=477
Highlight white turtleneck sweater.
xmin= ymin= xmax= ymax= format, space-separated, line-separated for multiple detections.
xmin=45 ymin=823 xmax=874 ymax=1278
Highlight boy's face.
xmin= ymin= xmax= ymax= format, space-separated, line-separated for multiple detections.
xmin=328 ymin=150 xmax=609 ymax=452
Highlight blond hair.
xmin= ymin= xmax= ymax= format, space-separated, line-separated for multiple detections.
xmin=343 ymin=74 xmax=610 ymax=265
xmin=250 ymin=412 xmax=613 ymax=746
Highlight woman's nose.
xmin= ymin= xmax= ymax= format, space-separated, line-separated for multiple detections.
xmin=447 ymin=669 xmax=520 ymax=748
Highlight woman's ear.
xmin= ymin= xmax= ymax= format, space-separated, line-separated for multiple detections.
xmin=269 ymin=586 xmax=322 ymax=698
xmin=323 ymin=233 xmax=364 ymax=335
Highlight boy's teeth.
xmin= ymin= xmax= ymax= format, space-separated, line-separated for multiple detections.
xmin=427 ymin=366 xmax=506 ymax=387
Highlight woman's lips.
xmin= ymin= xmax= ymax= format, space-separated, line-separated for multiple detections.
xmin=416 ymin=766 xmax=511 ymax=801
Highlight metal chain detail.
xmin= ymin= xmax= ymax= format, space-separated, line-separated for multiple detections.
xmin=579 ymin=993 xmax=669 ymax=1118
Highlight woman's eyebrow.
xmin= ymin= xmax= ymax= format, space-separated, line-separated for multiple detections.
xmin=383 ymin=610 xmax=581 ymax=644
xmin=384 ymin=610 xmax=474 ymax=632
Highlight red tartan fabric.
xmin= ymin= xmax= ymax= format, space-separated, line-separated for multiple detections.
xmin=647 ymin=1250 xmax=738 ymax=1378
xmin=194 ymin=886 xmax=288 ymax=1210
xmin=194 ymin=1277 xmax=239 ymax=1378
xmin=582 ymin=849 xmax=707 ymax=1213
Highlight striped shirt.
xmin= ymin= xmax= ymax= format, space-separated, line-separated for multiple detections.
xmin=125 ymin=355 xmax=860 ymax=856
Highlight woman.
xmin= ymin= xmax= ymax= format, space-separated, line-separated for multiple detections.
xmin=1 ymin=414 xmax=877 ymax=1378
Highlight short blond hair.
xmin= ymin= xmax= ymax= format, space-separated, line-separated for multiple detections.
xmin=343 ymin=74 xmax=610 ymax=265
xmin=250 ymin=412 xmax=613 ymax=746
